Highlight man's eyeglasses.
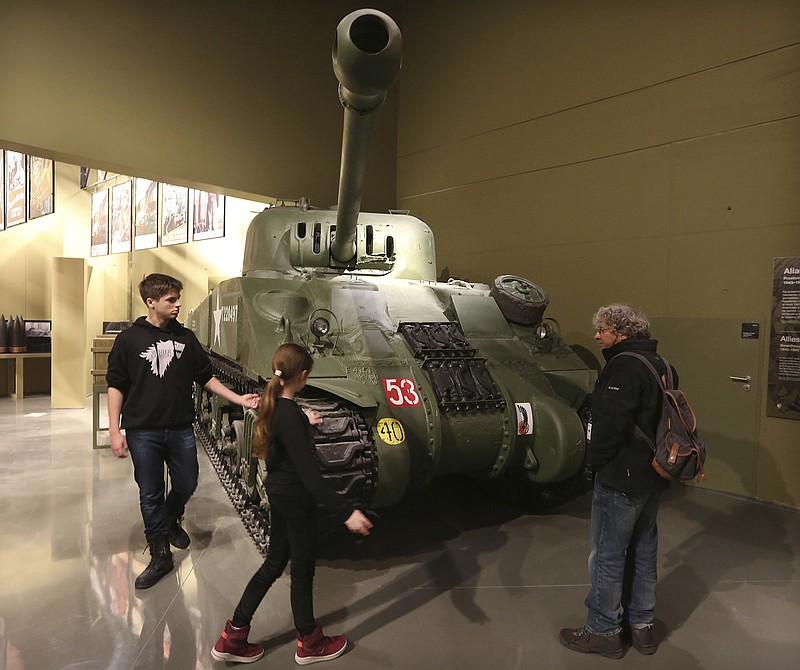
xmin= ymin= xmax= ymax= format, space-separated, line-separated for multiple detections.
xmin=596 ymin=327 xmax=614 ymax=334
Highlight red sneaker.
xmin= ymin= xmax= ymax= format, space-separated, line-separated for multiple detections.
xmin=211 ymin=620 xmax=264 ymax=664
xmin=295 ymin=623 xmax=347 ymax=665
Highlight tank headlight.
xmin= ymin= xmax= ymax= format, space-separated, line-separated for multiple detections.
xmin=311 ymin=317 xmax=331 ymax=338
xmin=535 ymin=320 xmax=556 ymax=340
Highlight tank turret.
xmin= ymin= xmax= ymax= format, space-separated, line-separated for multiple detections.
xmin=189 ymin=10 xmax=596 ymax=550
xmin=241 ymin=10 xmax=433 ymax=281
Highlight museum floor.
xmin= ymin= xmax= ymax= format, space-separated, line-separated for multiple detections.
xmin=0 ymin=395 xmax=798 ymax=670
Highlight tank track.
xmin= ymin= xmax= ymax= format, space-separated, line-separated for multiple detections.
xmin=195 ymin=417 xmax=272 ymax=555
xmin=194 ymin=353 xmax=376 ymax=556
xmin=296 ymin=397 xmax=377 ymax=503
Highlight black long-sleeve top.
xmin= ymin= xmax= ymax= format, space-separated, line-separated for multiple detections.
xmin=587 ymin=338 xmax=675 ymax=496
xmin=265 ymin=398 xmax=355 ymax=524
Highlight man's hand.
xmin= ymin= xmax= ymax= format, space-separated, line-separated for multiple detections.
xmin=239 ymin=393 xmax=260 ymax=409
xmin=110 ymin=431 xmax=129 ymax=459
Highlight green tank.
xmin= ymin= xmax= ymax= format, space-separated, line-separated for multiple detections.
xmin=189 ymin=10 xmax=595 ymax=546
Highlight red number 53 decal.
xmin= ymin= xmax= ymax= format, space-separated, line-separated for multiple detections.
xmin=382 ymin=378 xmax=421 ymax=407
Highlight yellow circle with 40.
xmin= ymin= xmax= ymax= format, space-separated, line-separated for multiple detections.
xmin=377 ymin=418 xmax=406 ymax=445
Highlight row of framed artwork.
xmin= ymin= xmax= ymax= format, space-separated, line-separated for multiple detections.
xmin=92 ymin=178 xmax=225 ymax=256
xmin=0 ymin=147 xmax=227 ymax=254
xmin=1 ymin=149 xmax=55 ymax=228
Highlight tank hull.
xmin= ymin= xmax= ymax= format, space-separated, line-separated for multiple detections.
xmin=189 ymin=254 xmax=594 ymax=509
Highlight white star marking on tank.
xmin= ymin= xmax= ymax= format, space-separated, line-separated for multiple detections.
xmin=213 ymin=291 xmax=223 ymax=346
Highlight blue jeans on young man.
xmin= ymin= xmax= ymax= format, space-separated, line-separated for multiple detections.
xmin=232 ymin=494 xmax=318 ymax=635
xmin=585 ymin=479 xmax=661 ymax=636
xmin=126 ymin=426 xmax=199 ymax=540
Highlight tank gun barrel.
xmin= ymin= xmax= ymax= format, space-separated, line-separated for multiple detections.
xmin=330 ymin=9 xmax=402 ymax=264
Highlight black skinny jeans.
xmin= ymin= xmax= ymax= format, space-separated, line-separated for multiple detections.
xmin=232 ymin=493 xmax=318 ymax=635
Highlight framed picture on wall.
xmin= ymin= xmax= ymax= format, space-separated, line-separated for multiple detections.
xmin=161 ymin=183 xmax=189 ymax=246
xmin=133 ymin=177 xmax=158 ymax=250
xmin=90 ymin=189 xmax=109 ymax=256
xmin=28 ymin=156 xmax=54 ymax=220
xmin=192 ymin=191 xmax=225 ymax=241
xmin=110 ymin=181 xmax=132 ymax=254
xmin=5 ymin=150 xmax=27 ymax=226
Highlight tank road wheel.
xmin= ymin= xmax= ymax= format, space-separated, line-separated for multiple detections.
xmin=490 ymin=275 xmax=550 ymax=326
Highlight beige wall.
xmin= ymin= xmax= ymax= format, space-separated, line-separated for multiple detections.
xmin=0 ymin=0 xmax=399 ymax=210
xmin=396 ymin=0 xmax=800 ymax=507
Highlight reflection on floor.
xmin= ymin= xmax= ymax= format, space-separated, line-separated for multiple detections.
xmin=0 ymin=395 xmax=798 ymax=670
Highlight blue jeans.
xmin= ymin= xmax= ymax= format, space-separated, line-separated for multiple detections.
xmin=232 ymin=494 xmax=318 ymax=635
xmin=585 ymin=479 xmax=661 ymax=636
xmin=126 ymin=426 xmax=199 ymax=540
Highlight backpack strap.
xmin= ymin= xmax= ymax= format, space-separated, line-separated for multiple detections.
xmin=614 ymin=351 xmax=666 ymax=455
xmin=615 ymin=351 xmax=674 ymax=390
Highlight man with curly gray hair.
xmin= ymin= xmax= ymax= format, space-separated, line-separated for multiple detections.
xmin=591 ymin=303 xmax=651 ymax=341
xmin=560 ymin=303 xmax=675 ymax=659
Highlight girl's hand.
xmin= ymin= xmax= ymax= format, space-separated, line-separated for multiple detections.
xmin=303 ymin=408 xmax=324 ymax=425
xmin=344 ymin=509 xmax=373 ymax=536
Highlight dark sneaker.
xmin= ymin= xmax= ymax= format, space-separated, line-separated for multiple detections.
xmin=631 ymin=624 xmax=656 ymax=655
xmin=211 ymin=620 xmax=264 ymax=663
xmin=559 ymin=626 xmax=624 ymax=659
xmin=295 ymin=623 xmax=347 ymax=665
xmin=168 ymin=517 xmax=190 ymax=550
xmin=135 ymin=535 xmax=174 ymax=590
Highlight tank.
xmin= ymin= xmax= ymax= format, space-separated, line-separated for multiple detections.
xmin=189 ymin=9 xmax=596 ymax=548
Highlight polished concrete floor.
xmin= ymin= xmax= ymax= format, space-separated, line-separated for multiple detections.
xmin=1 ymin=395 xmax=799 ymax=670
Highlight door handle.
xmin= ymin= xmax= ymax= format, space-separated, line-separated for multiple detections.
xmin=729 ymin=375 xmax=751 ymax=383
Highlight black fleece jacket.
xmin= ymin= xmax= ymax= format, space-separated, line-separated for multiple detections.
xmin=266 ymin=398 xmax=356 ymax=524
xmin=587 ymin=338 xmax=675 ymax=496
xmin=106 ymin=316 xmax=213 ymax=429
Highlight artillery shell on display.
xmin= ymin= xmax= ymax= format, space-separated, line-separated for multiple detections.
xmin=0 ymin=315 xmax=8 ymax=353
xmin=10 ymin=315 xmax=26 ymax=353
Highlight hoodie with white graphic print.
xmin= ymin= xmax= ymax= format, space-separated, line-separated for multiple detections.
xmin=106 ymin=316 xmax=214 ymax=429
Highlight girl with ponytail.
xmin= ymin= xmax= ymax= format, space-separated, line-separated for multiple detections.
xmin=212 ymin=343 xmax=373 ymax=665
xmin=251 ymin=342 xmax=314 ymax=460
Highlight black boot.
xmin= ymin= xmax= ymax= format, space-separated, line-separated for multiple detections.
xmin=135 ymin=535 xmax=174 ymax=590
xmin=559 ymin=626 xmax=624 ymax=659
xmin=168 ymin=516 xmax=190 ymax=549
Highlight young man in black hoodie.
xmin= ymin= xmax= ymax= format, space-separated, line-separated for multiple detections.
xmin=107 ymin=273 xmax=259 ymax=589
xmin=560 ymin=304 xmax=674 ymax=659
